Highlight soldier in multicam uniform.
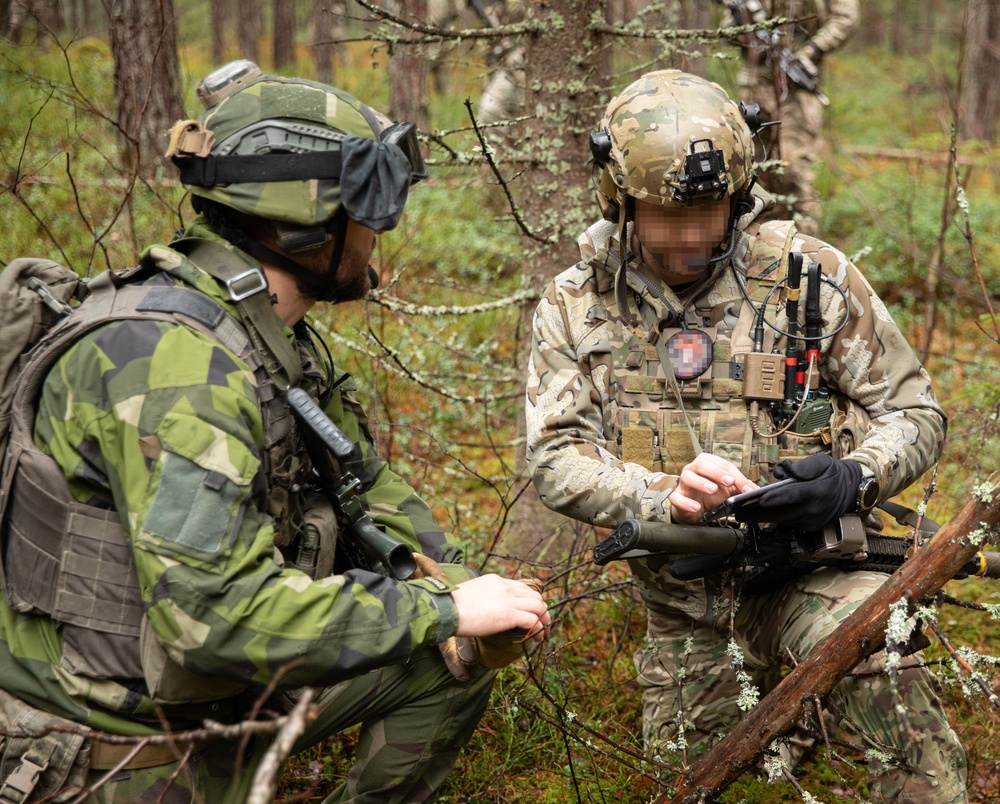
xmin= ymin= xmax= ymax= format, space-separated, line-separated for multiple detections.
xmin=0 ymin=62 xmax=549 ymax=802
xmin=525 ymin=70 xmax=968 ymax=802
xmin=726 ymin=0 xmax=859 ymax=235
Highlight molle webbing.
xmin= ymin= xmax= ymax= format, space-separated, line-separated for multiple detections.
xmin=613 ymin=220 xmax=805 ymax=483
xmin=0 ymin=279 xmax=252 ymax=678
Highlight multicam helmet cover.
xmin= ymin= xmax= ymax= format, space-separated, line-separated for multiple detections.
xmin=167 ymin=62 xmax=424 ymax=231
xmin=597 ymin=70 xmax=755 ymax=212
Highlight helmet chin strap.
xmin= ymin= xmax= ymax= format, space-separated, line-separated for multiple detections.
xmin=205 ymin=207 xmax=352 ymax=303
xmin=708 ymin=181 xmax=757 ymax=267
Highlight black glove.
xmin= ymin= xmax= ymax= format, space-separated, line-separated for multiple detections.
xmin=741 ymin=454 xmax=862 ymax=529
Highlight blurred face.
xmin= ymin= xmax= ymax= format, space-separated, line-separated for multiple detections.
xmin=633 ymin=197 xmax=731 ymax=285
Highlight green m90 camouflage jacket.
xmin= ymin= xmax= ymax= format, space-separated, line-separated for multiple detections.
xmin=0 ymin=230 xmax=471 ymax=736
xmin=526 ymin=198 xmax=945 ymax=536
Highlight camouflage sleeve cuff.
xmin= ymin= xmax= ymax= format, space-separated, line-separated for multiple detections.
xmin=437 ymin=562 xmax=480 ymax=585
xmin=641 ymin=475 xmax=680 ymax=522
xmin=407 ymin=576 xmax=460 ymax=640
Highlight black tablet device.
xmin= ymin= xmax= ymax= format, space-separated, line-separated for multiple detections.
xmin=702 ymin=478 xmax=795 ymax=523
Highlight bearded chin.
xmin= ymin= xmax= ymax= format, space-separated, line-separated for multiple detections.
xmin=297 ymin=247 xmax=372 ymax=304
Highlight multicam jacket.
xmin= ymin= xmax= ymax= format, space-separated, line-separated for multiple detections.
xmin=730 ymin=0 xmax=859 ymax=67
xmin=526 ymin=195 xmax=945 ymax=618
xmin=0 ymin=225 xmax=469 ymax=736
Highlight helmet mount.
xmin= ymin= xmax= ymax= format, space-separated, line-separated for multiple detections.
xmin=675 ymin=138 xmax=729 ymax=204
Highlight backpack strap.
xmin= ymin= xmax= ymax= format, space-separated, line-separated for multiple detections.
xmin=169 ymin=237 xmax=304 ymax=390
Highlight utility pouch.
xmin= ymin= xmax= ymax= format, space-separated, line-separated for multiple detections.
xmin=288 ymin=491 xmax=338 ymax=579
xmin=0 ymin=688 xmax=89 ymax=803
xmin=139 ymin=617 xmax=248 ymax=707
xmin=830 ymin=395 xmax=871 ymax=460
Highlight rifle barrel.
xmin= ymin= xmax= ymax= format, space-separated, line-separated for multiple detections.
xmin=593 ymin=520 xmax=745 ymax=565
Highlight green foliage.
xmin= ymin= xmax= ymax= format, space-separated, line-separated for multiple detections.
xmin=3 ymin=11 xmax=1000 ymax=804
xmin=1 ymin=39 xmax=185 ymax=271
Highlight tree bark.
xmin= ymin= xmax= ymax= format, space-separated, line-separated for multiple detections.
xmin=500 ymin=0 xmax=605 ymax=565
xmin=959 ymin=0 xmax=1000 ymax=142
xmin=210 ymin=0 xmax=231 ymax=63
xmin=272 ymin=0 xmax=295 ymax=68
xmin=238 ymin=0 xmax=260 ymax=63
xmin=311 ymin=0 xmax=341 ymax=84
xmin=387 ymin=0 xmax=429 ymax=132
xmin=108 ymin=0 xmax=184 ymax=180
xmin=666 ymin=471 xmax=1000 ymax=803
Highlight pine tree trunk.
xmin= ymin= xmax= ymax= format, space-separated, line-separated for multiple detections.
xmin=959 ymin=0 xmax=1000 ymax=142
xmin=273 ymin=0 xmax=295 ymax=68
xmin=238 ymin=0 xmax=260 ymax=63
xmin=108 ymin=0 xmax=183 ymax=180
xmin=502 ymin=0 xmax=604 ymax=565
xmin=311 ymin=0 xmax=339 ymax=84
xmin=387 ymin=0 xmax=428 ymax=132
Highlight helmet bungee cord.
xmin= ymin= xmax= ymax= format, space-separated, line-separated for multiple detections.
xmin=165 ymin=60 xmax=427 ymax=301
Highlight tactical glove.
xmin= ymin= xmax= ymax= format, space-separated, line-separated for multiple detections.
xmin=740 ymin=454 xmax=862 ymax=529
xmin=793 ymin=48 xmax=820 ymax=79
xmin=412 ymin=553 xmax=541 ymax=680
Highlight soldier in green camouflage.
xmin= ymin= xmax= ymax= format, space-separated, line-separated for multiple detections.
xmin=0 ymin=61 xmax=549 ymax=802
xmin=525 ymin=70 xmax=967 ymax=802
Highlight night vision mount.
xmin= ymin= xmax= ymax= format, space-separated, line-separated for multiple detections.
xmin=588 ymin=99 xmax=774 ymax=206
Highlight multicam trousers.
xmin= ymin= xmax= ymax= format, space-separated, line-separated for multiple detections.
xmin=76 ymin=646 xmax=495 ymax=803
xmin=634 ymin=567 xmax=968 ymax=803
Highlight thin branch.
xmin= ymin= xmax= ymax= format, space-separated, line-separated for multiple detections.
xmin=369 ymin=287 xmax=540 ymax=316
xmin=354 ymin=0 xmax=537 ymax=43
xmin=464 ymin=98 xmax=549 ymax=243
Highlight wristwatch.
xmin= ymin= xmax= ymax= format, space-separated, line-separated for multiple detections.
xmin=855 ymin=469 xmax=880 ymax=512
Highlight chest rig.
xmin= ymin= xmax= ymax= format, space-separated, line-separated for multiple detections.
xmin=0 ymin=241 xmax=325 ymax=701
xmin=608 ymin=221 xmax=832 ymax=484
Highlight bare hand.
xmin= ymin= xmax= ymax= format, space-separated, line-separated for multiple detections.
xmin=669 ymin=453 xmax=757 ymax=524
xmin=451 ymin=575 xmax=551 ymax=642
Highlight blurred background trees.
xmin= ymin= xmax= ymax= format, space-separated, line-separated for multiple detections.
xmin=3 ymin=2 xmax=1000 ymax=799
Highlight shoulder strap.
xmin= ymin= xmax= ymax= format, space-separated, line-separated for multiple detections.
xmin=169 ymin=238 xmax=304 ymax=390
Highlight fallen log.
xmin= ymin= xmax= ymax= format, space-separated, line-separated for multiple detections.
xmin=666 ymin=472 xmax=1000 ymax=804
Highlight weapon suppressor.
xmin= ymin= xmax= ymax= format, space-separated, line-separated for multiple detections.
xmin=593 ymin=520 xmax=746 ymax=565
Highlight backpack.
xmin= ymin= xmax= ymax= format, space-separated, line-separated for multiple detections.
xmin=0 ymin=259 xmax=89 ymax=457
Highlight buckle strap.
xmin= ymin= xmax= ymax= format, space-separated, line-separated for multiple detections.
xmin=170 ymin=238 xmax=304 ymax=390
xmin=0 ymin=737 xmax=58 ymax=804
xmin=89 ymin=738 xmax=199 ymax=770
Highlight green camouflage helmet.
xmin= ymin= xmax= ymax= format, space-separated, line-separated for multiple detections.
xmin=166 ymin=61 xmax=425 ymax=231
xmin=595 ymin=70 xmax=754 ymax=212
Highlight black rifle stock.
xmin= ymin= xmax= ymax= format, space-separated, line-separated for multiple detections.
xmin=716 ymin=0 xmax=830 ymax=105
xmin=286 ymin=386 xmax=417 ymax=580
xmin=594 ymin=515 xmax=1000 ymax=593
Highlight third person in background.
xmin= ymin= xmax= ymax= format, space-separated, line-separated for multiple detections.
xmin=723 ymin=0 xmax=859 ymax=235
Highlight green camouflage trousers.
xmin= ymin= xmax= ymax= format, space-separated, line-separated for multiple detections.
xmin=634 ymin=568 xmax=968 ymax=803
xmin=76 ymin=646 xmax=496 ymax=803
